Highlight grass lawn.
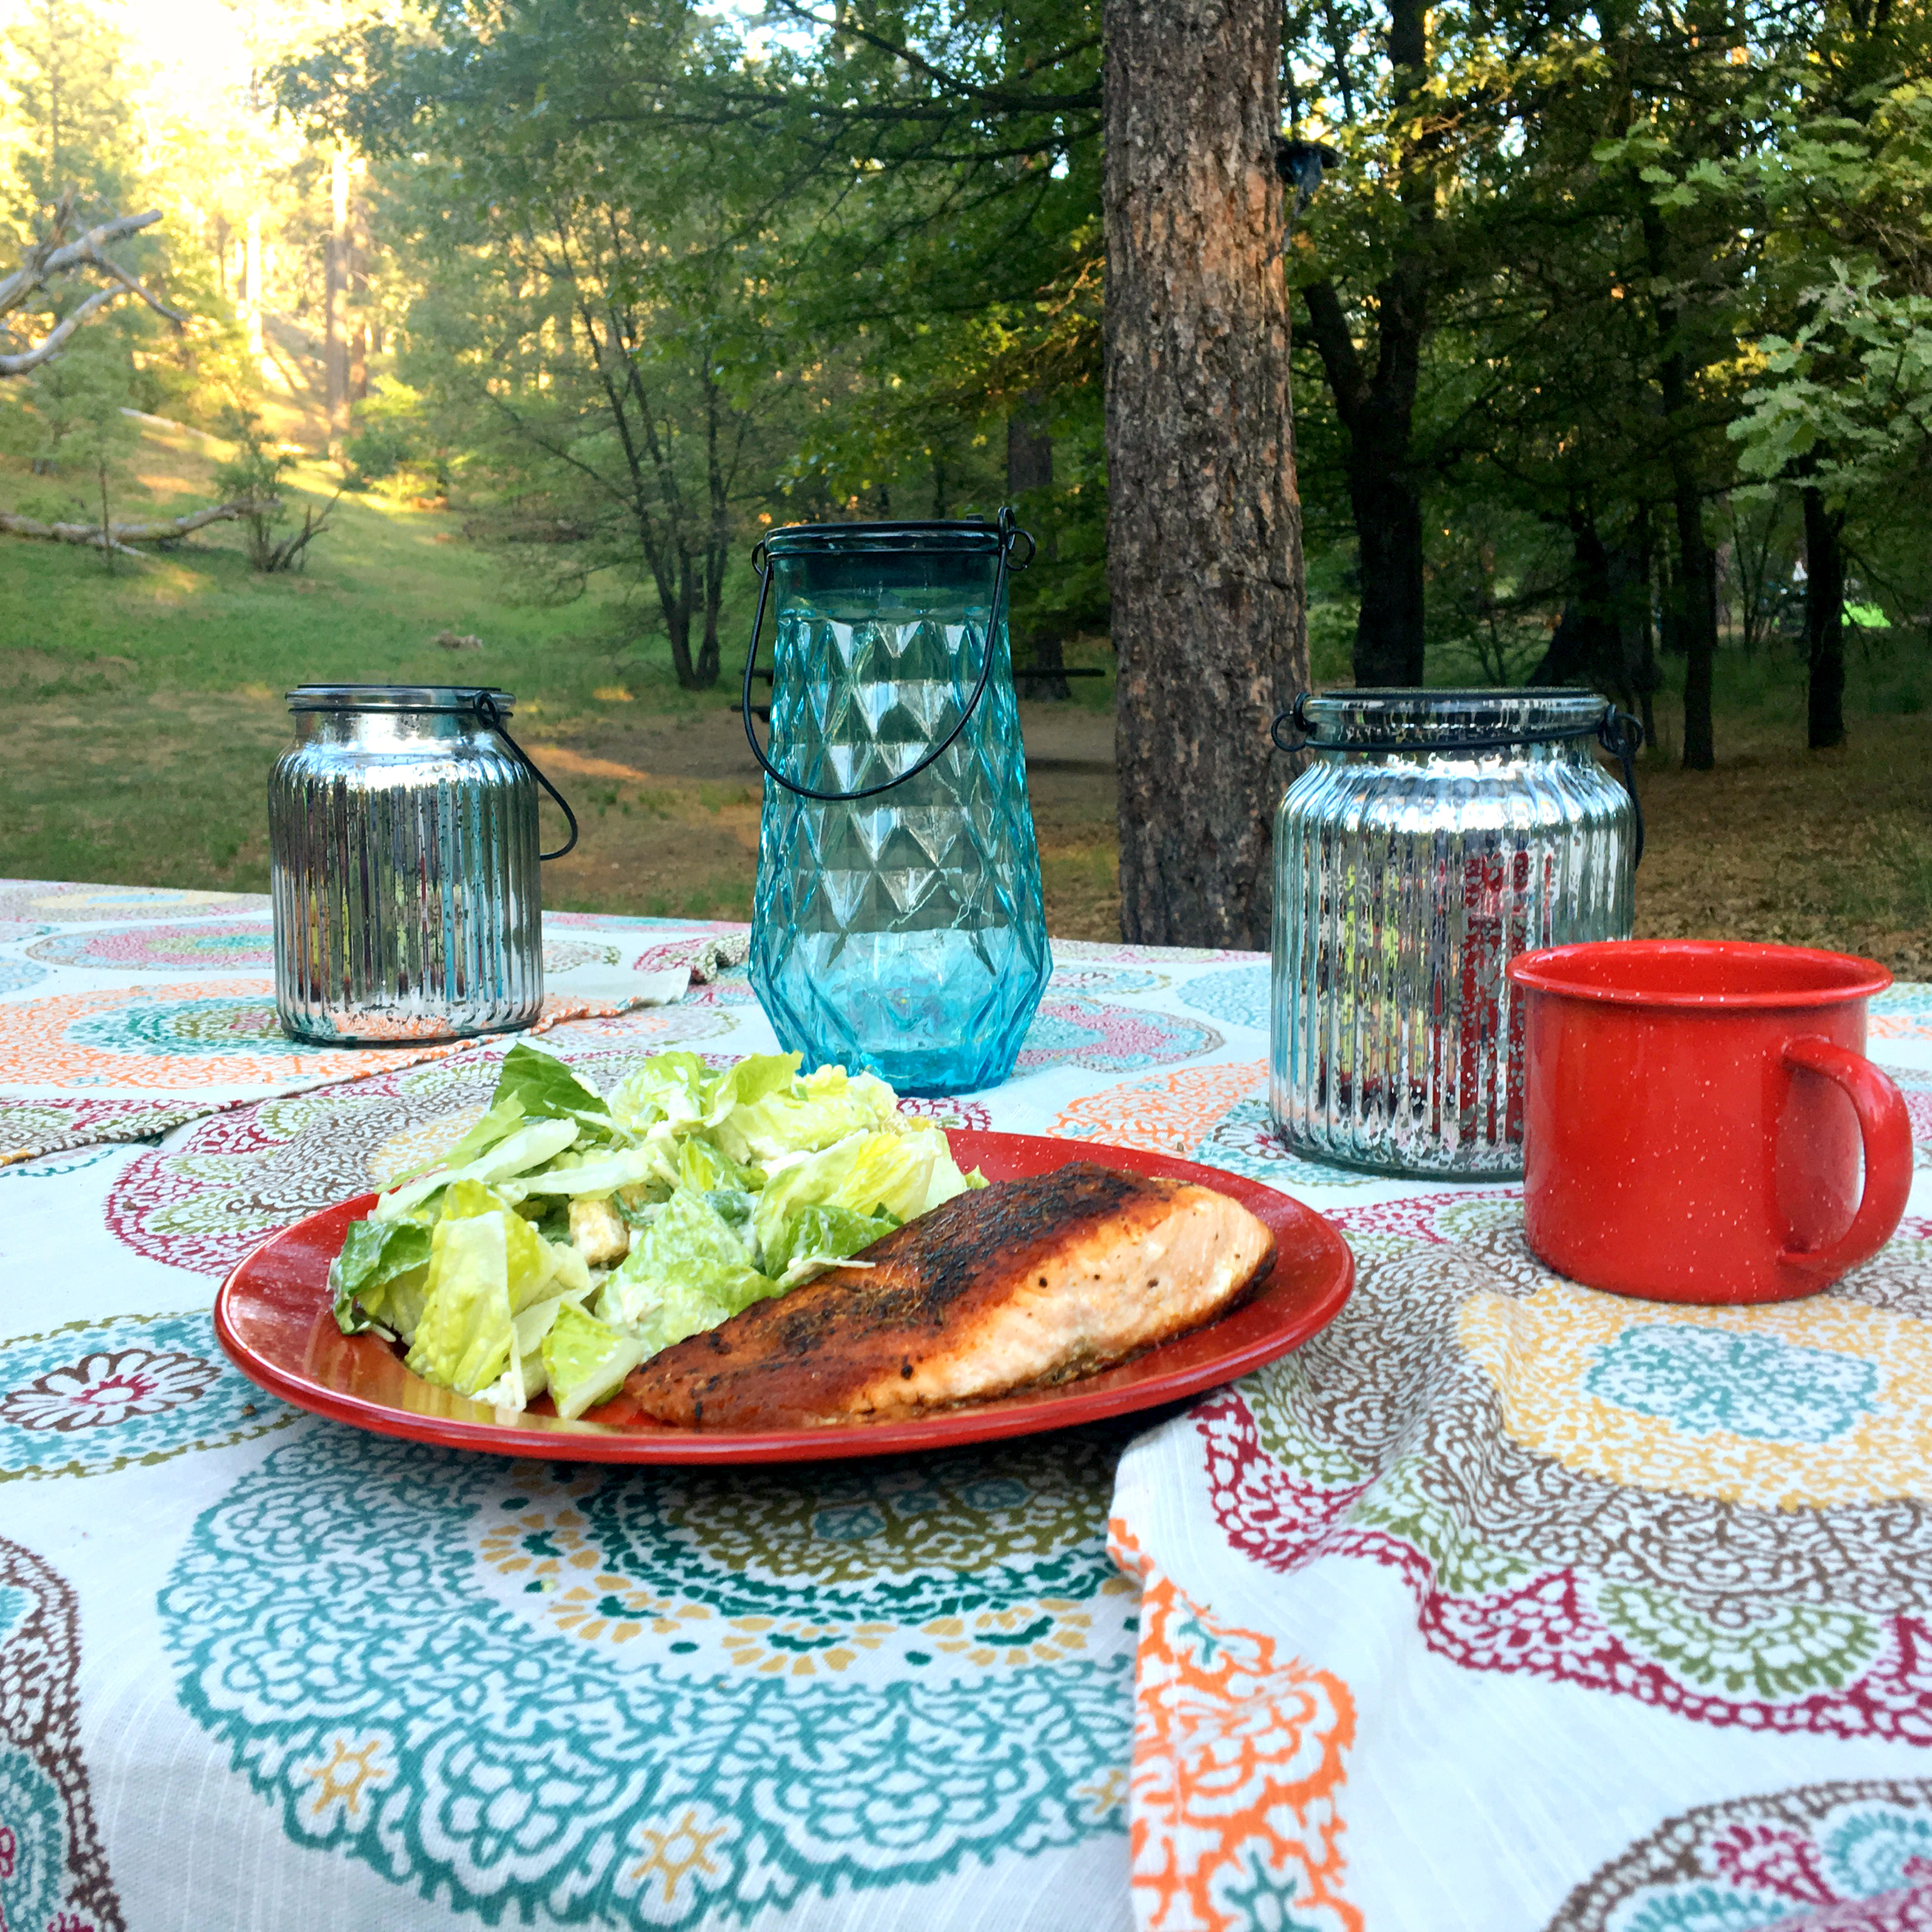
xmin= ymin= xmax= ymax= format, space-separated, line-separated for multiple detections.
xmin=0 ymin=413 xmax=1925 ymax=971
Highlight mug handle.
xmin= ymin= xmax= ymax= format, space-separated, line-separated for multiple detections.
xmin=1777 ymin=1035 xmax=1915 ymax=1278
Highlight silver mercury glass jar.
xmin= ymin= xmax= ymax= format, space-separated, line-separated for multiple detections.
xmin=1270 ymin=688 xmax=1641 ymax=1178
xmin=269 ymin=685 xmax=576 ymax=1045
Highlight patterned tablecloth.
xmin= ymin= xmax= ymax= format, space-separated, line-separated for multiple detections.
xmin=0 ymin=882 xmax=1928 ymax=1932
xmin=0 ymin=881 xmax=720 ymax=1162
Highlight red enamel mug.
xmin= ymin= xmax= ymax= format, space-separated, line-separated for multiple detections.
xmin=1507 ymin=940 xmax=1912 ymax=1304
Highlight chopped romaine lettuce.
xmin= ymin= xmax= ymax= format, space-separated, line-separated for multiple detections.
xmin=495 ymin=1041 xmax=613 ymax=1136
xmin=332 ymin=1044 xmax=973 ymax=1416
xmin=762 ymin=1202 xmax=898 ymax=1283
xmin=608 ymin=1051 xmax=711 ymax=1137
xmin=711 ymin=1062 xmax=900 ymax=1165
xmin=602 ymin=1186 xmax=769 ymax=1322
xmin=422 ymin=1094 xmax=527 ymax=1178
xmin=543 ymin=1303 xmax=647 ymax=1420
xmin=328 ymin=1219 xmax=433 ymax=1337
xmin=752 ymin=1126 xmax=968 ymax=1264
xmin=407 ymin=1211 xmax=516 ymax=1395
xmin=373 ymin=1118 xmax=581 ymax=1222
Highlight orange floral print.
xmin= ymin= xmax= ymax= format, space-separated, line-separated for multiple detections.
xmin=1113 ymin=1523 xmax=1360 ymax=1932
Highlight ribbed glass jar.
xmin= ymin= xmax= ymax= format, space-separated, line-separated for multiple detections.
xmin=1270 ymin=688 xmax=1636 ymax=1178
xmin=749 ymin=520 xmax=1049 ymax=1095
xmin=269 ymin=686 xmax=542 ymax=1044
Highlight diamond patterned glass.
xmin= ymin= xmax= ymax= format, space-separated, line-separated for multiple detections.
xmin=750 ymin=525 xmax=1049 ymax=1094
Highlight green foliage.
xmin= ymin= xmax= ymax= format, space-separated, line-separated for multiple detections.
xmin=0 ymin=322 xmax=136 ymax=564
xmin=0 ymin=0 xmax=142 ymax=238
xmin=272 ymin=0 xmax=1105 ymax=686
xmin=1734 ymin=263 xmax=1932 ymax=494
xmin=209 ymin=404 xmax=338 ymax=574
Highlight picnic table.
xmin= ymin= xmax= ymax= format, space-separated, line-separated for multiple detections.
xmin=1 ymin=875 xmax=1929 ymax=1932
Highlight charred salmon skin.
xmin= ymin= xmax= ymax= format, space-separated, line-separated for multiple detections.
xmin=625 ymin=1160 xmax=1274 ymax=1428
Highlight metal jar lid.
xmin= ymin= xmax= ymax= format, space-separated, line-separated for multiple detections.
xmin=284 ymin=684 xmax=516 ymax=715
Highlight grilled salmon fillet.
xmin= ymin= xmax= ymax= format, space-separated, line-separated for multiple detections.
xmin=625 ymin=1160 xmax=1274 ymax=1429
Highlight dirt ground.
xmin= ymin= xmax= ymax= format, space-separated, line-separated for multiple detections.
xmin=533 ymin=702 xmax=1930 ymax=973
xmin=531 ymin=701 xmax=1122 ymax=938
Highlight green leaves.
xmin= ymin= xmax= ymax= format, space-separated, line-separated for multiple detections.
xmin=495 ymin=1041 xmax=613 ymax=1133
xmin=329 ymin=1219 xmax=433 ymax=1337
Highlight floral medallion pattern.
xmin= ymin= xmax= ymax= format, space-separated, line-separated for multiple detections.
xmin=0 ymin=881 xmax=259 ymax=923
xmin=543 ymin=937 xmax=623 ymax=974
xmin=1883 ymin=1062 xmax=1932 ymax=1170
xmin=1050 ymin=1062 xmax=1377 ymax=1188
xmin=0 ymin=1143 xmax=126 ymax=1182
xmin=0 ymin=1539 xmax=125 ymax=1930
xmin=1052 ymin=940 xmax=1246 ymax=967
xmin=99 ymin=1019 xmax=725 ymax=1278
xmin=0 ymin=977 xmax=708 ymax=1104
xmin=683 ymin=965 xmax=759 ymax=1008
xmin=684 ymin=979 xmax=1220 ymax=1076
xmin=1111 ymin=1527 xmax=1358 ymax=1932
xmin=0 ymin=1097 xmax=196 ymax=1168
xmin=1048 ymin=965 xmax=1167 ymax=996
xmin=0 ymin=980 xmax=432 ymax=1091
xmin=545 ymin=912 xmax=742 ymax=933
xmin=632 ymin=931 xmax=752 ymax=982
xmin=1548 ymin=1780 xmax=1932 ymax=1932
xmin=1176 ymin=965 xmax=1270 ymax=1035
xmin=0 ymin=959 xmax=46 ymax=997
xmin=161 ymin=1425 xmax=1133 ymax=1929
xmin=1871 ymin=985 xmax=1932 ymax=1046
xmin=25 ymin=922 xmax=278 ymax=971
xmin=21 ymin=922 xmax=626 ymax=979
xmin=0 ymin=1313 xmax=292 ymax=1480
xmin=471 ymin=1434 xmax=1135 ymax=1678
xmin=1199 ymin=1191 xmax=1932 ymax=1739
xmin=1013 ymin=996 xmax=1222 ymax=1076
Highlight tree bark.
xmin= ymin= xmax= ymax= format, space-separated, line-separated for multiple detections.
xmin=326 ymin=146 xmax=350 ymax=449
xmin=1296 ymin=0 xmax=1431 ymax=687
xmin=1668 ymin=474 xmax=1718 ymax=769
xmin=1802 ymin=483 xmax=1846 ymax=750
xmin=1006 ymin=399 xmax=1068 ymax=697
xmin=1104 ymin=0 xmax=1304 ymax=948
xmin=1644 ymin=204 xmax=1718 ymax=770
xmin=0 ymin=497 xmax=278 ymax=555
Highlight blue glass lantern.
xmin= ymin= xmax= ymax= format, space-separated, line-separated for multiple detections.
xmin=743 ymin=512 xmax=1050 ymax=1095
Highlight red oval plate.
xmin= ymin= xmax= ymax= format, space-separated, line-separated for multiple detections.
xmin=214 ymin=1130 xmax=1354 ymax=1463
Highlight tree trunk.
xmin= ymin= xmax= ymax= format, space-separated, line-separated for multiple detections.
xmin=1529 ymin=513 xmax=1617 ymax=689
xmin=325 ymin=146 xmax=350 ymax=450
xmin=349 ymin=190 xmax=370 ymax=404
xmin=1351 ymin=445 xmax=1426 ymax=684
xmin=1006 ymin=399 xmax=1068 ymax=697
xmin=1644 ymin=203 xmax=1718 ymax=770
xmin=1803 ymin=484 xmax=1846 ymax=750
xmin=1104 ymin=0 xmax=1304 ymax=948
xmin=699 ymin=366 xmax=727 ymax=688
xmin=664 ymin=593 xmax=698 ymax=688
xmin=244 ymin=208 xmax=264 ymax=359
xmin=1298 ymin=0 xmax=1431 ymax=687
xmin=1634 ymin=511 xmax=1659 ymax=744
xmin=1302 ymin=278 xmax=1429 ymax=688
xmin=1672 ymin=477 xmax=1718 ymax=769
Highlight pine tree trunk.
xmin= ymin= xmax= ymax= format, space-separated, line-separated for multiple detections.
xmin=326 ymin=147 xmax=351 ymax=450
xmin=1351 ymin=453 xmax=1427 ymax=684
xmin=1104 ymin=0 xmax=1304 ymax=948
xmin=1803 ymin=484 xmax=1846 ymax=750
xmin=1672 ymin=476 xmax=1718 ymax=770
xmin=1006 ymin=400 xmax=1068 ymax=698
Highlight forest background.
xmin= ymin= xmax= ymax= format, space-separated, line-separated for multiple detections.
xmin=0 ymin=0 xmax=1927 ymax=968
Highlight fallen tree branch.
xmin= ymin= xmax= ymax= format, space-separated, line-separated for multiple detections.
xmin=0 ymin=498 xmax=281 ymax=557
xmin=0 ymin=196 xmax=189 ymax=378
